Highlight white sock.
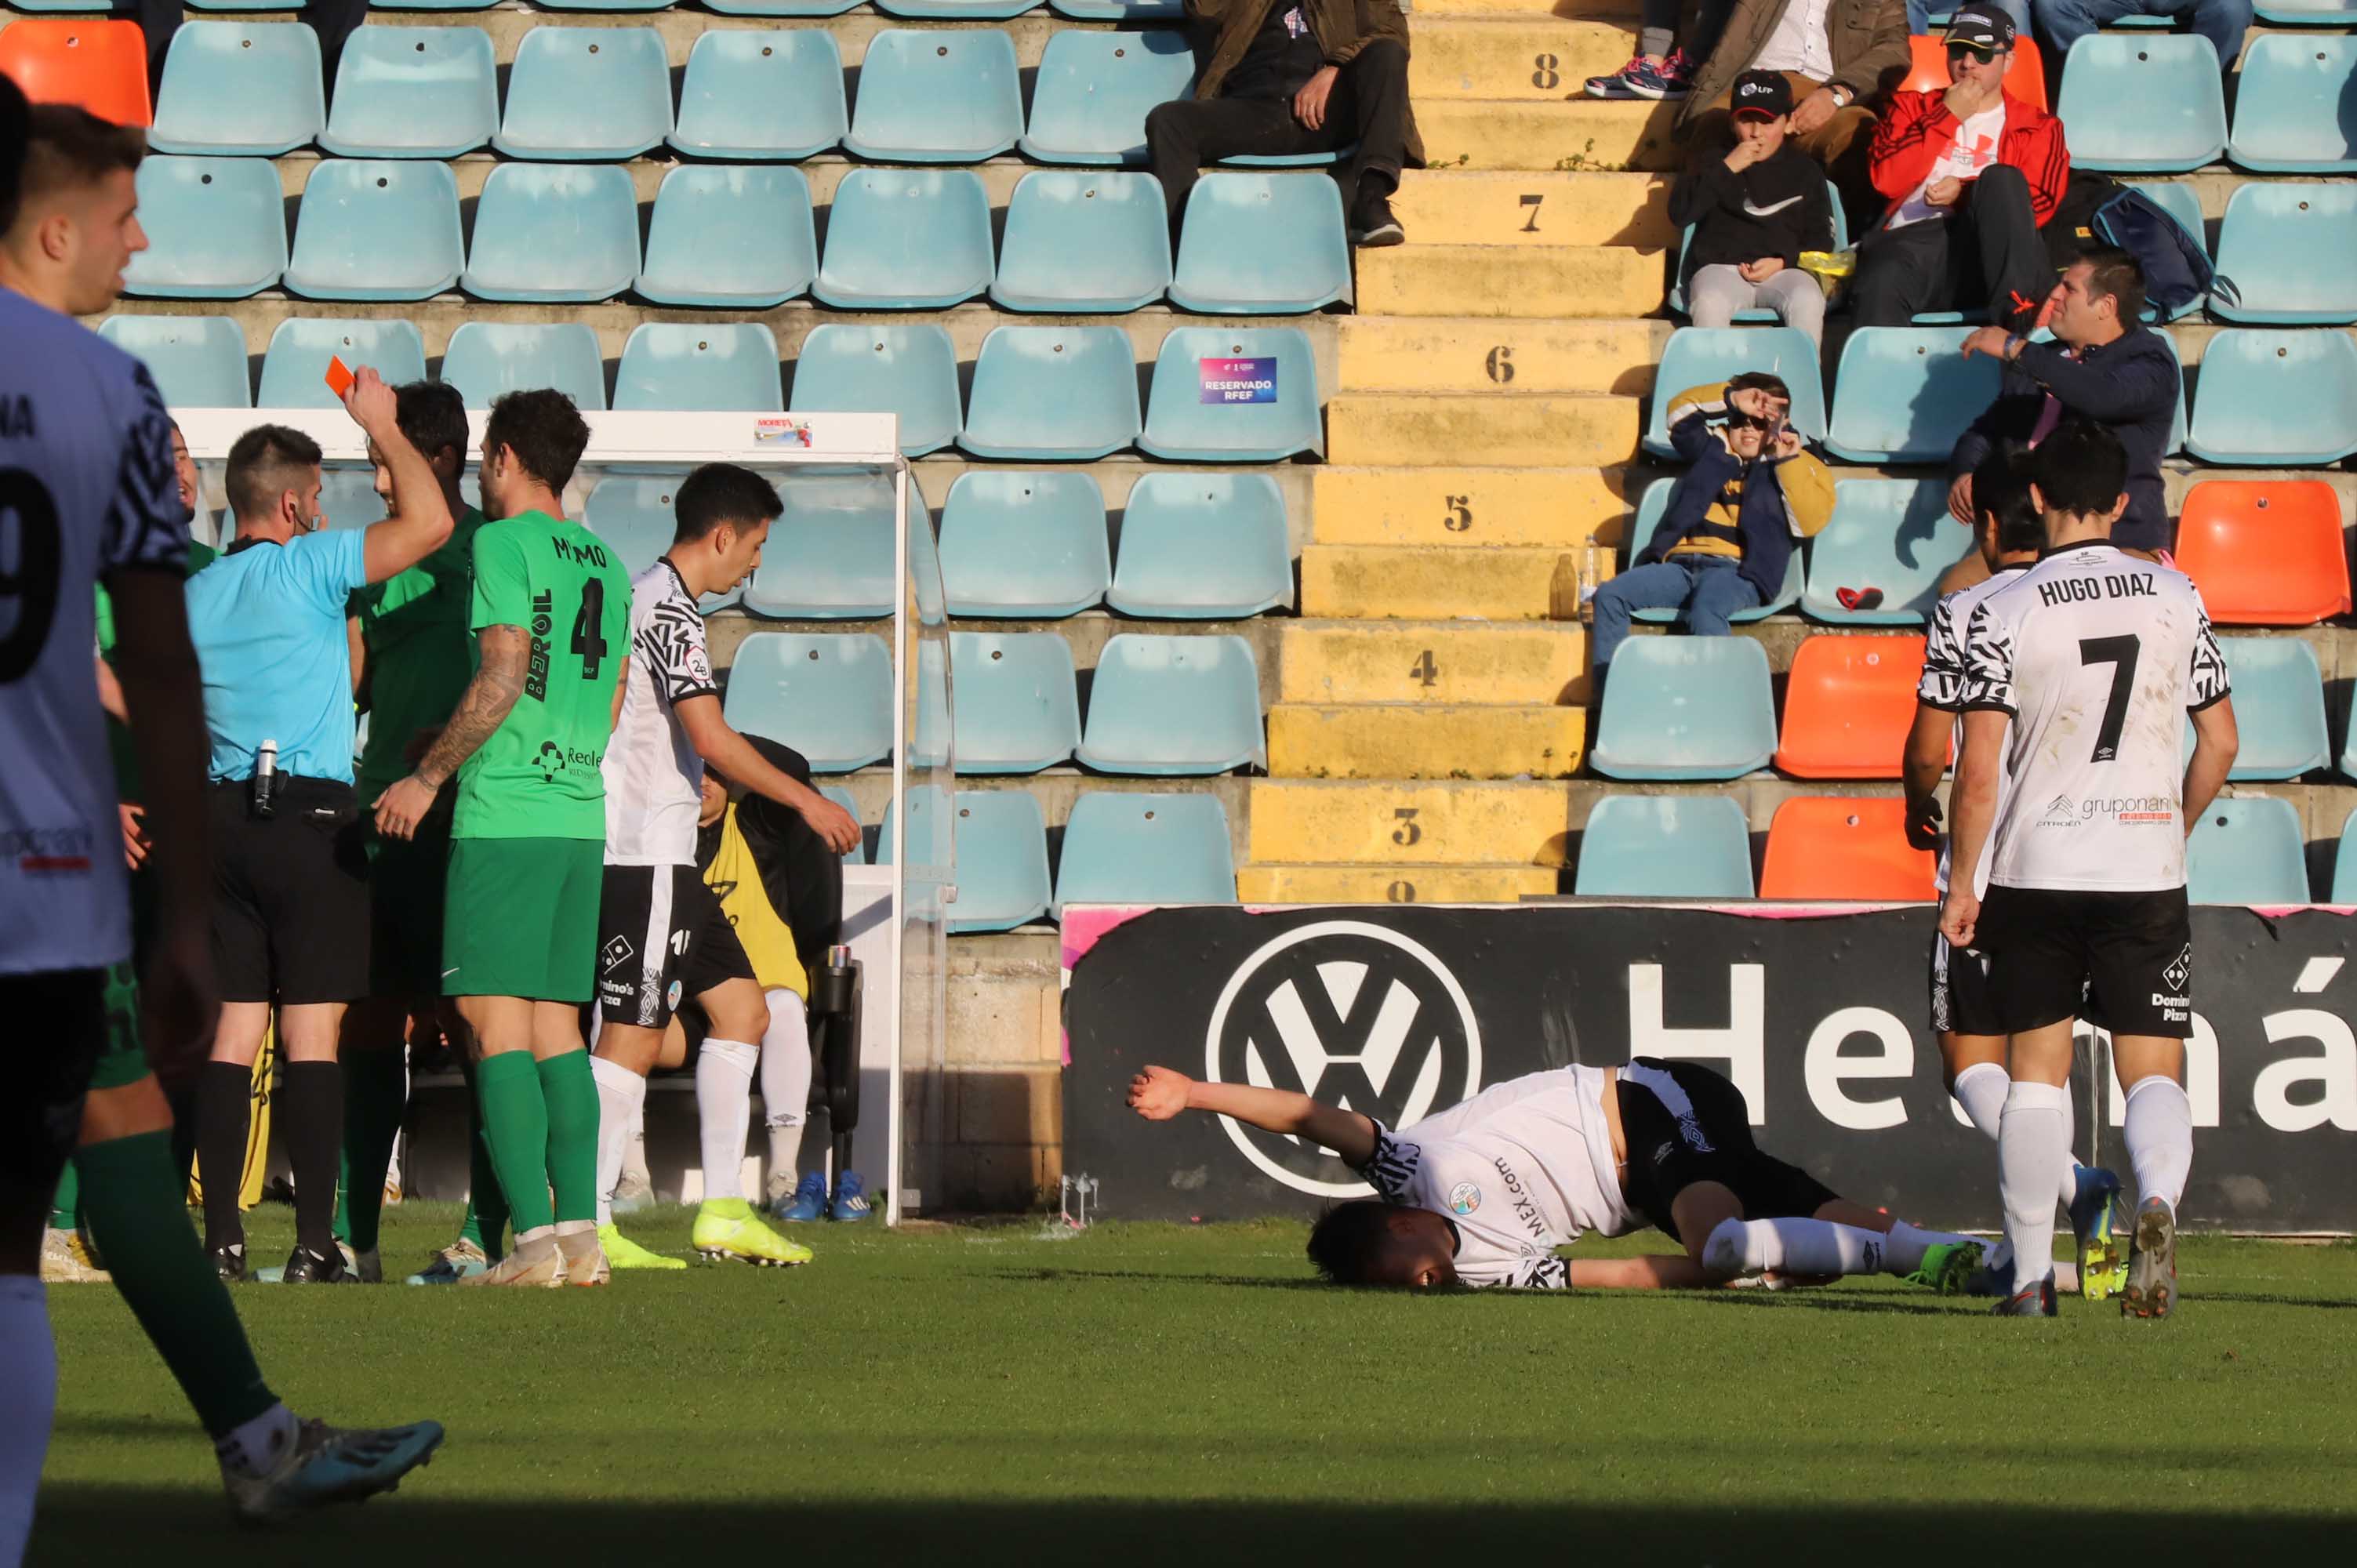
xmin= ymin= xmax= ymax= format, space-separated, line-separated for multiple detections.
xmin=695 ymin=1037 xmax=760 ymax=1203
xmin=212 ymin=1400 xmax=297 ymax=1480
xmin=760 ymin=990 xmax=812 ymax=1186
xmin=1701 ymin=1216 xmax=1887 ymax=1279
xmin=1957 ymin=1061 xmax=2083 ymax=1210
xmin=0 ymin=1276 xmax=56 ymax=1566
xmin=2122 ymin=1074 xmax=2193 ymax=1215
xmin=1999 ymin=1080 xmax=2070 ymax=1289
xmin=1878 ymin=1218 xmax=1981 ymax=1276
xmin=590 ymin=1054 xmax=645 ymax=1229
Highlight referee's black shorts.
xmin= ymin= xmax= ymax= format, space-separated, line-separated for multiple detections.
xmin=209 ymin=776 xmax=372 ymax=1005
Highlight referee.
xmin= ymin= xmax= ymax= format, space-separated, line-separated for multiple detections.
xmin=183 ymin=373 xmax=452 ymax=1283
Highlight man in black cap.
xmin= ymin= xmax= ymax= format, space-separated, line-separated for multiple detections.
xmin=1669 ymin=69 xmax=1840 ymax=347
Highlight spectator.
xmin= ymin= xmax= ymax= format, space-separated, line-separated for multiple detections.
xmin=1679 ymin=0 xmax=1912 ymax=209
xmin=1908 ymin=0 xmax=2032 ymax=34
xmin=1669 ymin=71 xmax=1839 ymax=347
xmin=1585 ymin=0 xmax=1732 ymax=100
xmin=2034 ymin=0 xmax=2253 ymax=71
xmin=1145 ymin=0 xmax=1422 ymax=249
xmin=1590 ymin=376 xmax=1835 ymax=681
xmin=1848 ymin=8 xmax=2065 ymax=334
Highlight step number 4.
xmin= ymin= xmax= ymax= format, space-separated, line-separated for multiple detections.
xmin=1409 ymin=648 xmax=1439 ymax=689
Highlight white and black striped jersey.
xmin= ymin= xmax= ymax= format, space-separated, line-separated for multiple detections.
xmin=601 ymin=560 xmax=719 ymax=867
xmin=1955 ymin=541 xmax=2231 ymax=893
xmin=1361 ymin=1065 xmax=1634 ymax=1290
xmin=1917 ymin=561 xmax=2032 ymax=895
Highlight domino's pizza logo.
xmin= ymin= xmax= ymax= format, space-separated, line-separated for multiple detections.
xmin=2163 ymin=944 xmax=2192 ymax=995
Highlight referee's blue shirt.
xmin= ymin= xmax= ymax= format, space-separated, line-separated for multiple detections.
xmin=187 ymin=528 xmax=371 ymax=783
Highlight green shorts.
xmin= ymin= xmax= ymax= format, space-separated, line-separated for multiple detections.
xmin=369 ymin=822 xmax=452 ymax=997
xmin=442 ymin=837 xmax=605 ymax=1004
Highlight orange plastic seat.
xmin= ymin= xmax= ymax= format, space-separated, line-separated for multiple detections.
xmin=2174 ymin=479 xmax=2352 ymax=626
xmin=0 ymin=20 xmax=152 ymax=128
xmin=1774 ymin=636 xmax=1934 ymax=780
xmin=1899 ymin=34 xmax=2046 ymax=113
xmin=1759 ymin=796 xmax=1936 ymax=901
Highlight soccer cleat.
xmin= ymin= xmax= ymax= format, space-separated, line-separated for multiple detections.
xmin=39 ymin=1228 xmax=111 ymax=1284
xmin=1991 ymin=1273 xmax=2059 ymax=1316
xmin=693 ymin=1199 xmax=814 ymax=1267
xmin=281 ymin=1247 xmax=358 ymax=1285
xmin=220 ymin=1416 xmax=445 ymax=1522
xmin=1904 ymin=1240 xmax=1985 ymax=1295
xmin=2068 ymin=1166 xmax=2129 ymax=1301
xmin=405 ymin=1238 xmax=487 ymax=1286
xmin=210 ymin=1243 xmax=248 ymax=1283
xmin=610 ymin=1171 xmax=655 ymax=1217
xmin=457 ymin=1246 xmax=565 ymax=1288
xmin=829 ymin=1170 xmax=871 ymax=1223
xmin=557 ymin=1230 xmax=608 ymax=1287
xmin=772 ymin=1171 xmax=827 ymax=1223
xmin=1347 ymin=196 xmax=1405 ymax=249
xmin=595 ymin=1222 xmax=687 ymax=1272
xmin=2120 ymin=1197 xmax=2177 ymax=1319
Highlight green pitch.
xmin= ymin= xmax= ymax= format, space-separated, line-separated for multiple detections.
xmin=34 ymin=1205 xmax=2357 ymax=1565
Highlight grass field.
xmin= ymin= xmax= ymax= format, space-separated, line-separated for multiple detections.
xmin=33 ymin=1202 xmax=2357 ymax=1566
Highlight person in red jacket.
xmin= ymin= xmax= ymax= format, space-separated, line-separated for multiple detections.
xmin=1847 ymin=7 xmax=2067 ymax=334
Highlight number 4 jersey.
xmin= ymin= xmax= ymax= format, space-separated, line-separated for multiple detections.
xmin=452 ymin=508 xmax=632 ymax=841
xmin=1956 ymin=541 xmax=2231 ymax=894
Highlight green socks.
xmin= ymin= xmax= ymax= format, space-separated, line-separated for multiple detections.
xmin=334 ymin=1047 xmax=408 ymax=1254
xmin=537 ymin=1050 xmax=601 ymax=1227
xmin=458 ymin=1055 xmax=510 ymax=1258
xmin=75 ymin=1131 xmax=277 ymax=1436
xmin=475 ymin=1051 xmax=554 ymax=1235
xmin=49 ymin=1160 xmax=78 ymax=1232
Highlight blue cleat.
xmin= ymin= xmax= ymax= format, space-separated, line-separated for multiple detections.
xmin=772 ymin=1171 xmax=826 ymax=1223
xmin=1991 ymin=1273 xmax=2058 ymax=1317
xmin=2068 ymin=1166 xmax=2128 ymax=1301
xmin=829 ymin=1170 xmax=872 ymax=1224
xmin=221 ymin=1416 xmax=444 ymax=1521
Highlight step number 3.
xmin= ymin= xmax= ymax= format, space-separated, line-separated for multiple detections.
xmin=1392 ymin=808 xmax=1422 ymax=848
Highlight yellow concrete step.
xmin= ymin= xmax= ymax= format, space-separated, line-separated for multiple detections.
xmin=1353 ymin=243 xmax=1666 ymax=318
xmin=1279 ymin=622 xmax=1585 ymax=705
xmin=1325 ymin=393 xmax=1640 ymax=468
xmin=1337 ymin=317 xmax=1665 ymax=396
xmin=1311 ymin=468 xmax=1631 ymax=548
xmin=1407 ymin=18 xmax=1632 ymax=101
xmin=1416 ymin=98 xmax=1681 ymax=172
xmin=1393 ymin=169 xmax=1674 ymax=248
xmin=1267 ymin=703 xmax=1586 ymax=779
xmin=1239 ymin=864 xmax=1562 ymax=904
xmin=1249 ymin=780 xmax=1574 ymax=866
xmin=1300 ymin=544 xmax=1584 ymax=622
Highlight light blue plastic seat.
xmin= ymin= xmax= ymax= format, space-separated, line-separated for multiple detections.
xmin=740 ymin=468 xmax=898 ymax=619
xmin=1108 ymin=473 xmax=1291 ymax=618
xmin=721 ymin=633 xmax=894 ymax=772
xmin=317 ymin=466 xmax=387 ymax=532
xmin=536 ymin=0 xmax=670 ymax=13
xmin=2187 ymin=637 xmax=2330 ymax=780
xmin=2257 ymin=0 xmax=2357 ymax=19
xmin=991 ymin=170 xmax=1172 ymax=314
xmin=365 ymin=0 xmax=495 ymax=10
xmin=841 ymin=28 xmax=1022 ymax=162
xmin=1620 ymin=482 xmax=1801 ymax=622
xmin=149 ymin=23 xmax=322 ymax=156
xmin=670 ymin=31 xmax=846 ymax=161
xmin=788 ymin=323 xmax=961 ymax=456
xmin=2333 ymin=810 xmax=2357 ymax=902
xmin=614 ymin=323 xmax=783 ymax=412
xmin=946 ymin=631 xmax=1080 ymax=774
xmin=958 ymin=326 xmax=1142 ymax=462
xmin=99 ymin=316 xmax=249 ymax=408
xmin=1018 ymin=28 xmax=1194 ymax=164
xmin=256 ymin=318 xmax=426 ymax=408
xmin=820 ymin=786 xmax=869 ymax=865
xmin=461 ymin=164 xmax=638 ymax=304
xmin=878 ymin=0 xmax=1040 ymax=16
xmin=1825 ymin=326 xmax=2002 ymax=463
xmin=440 ymin=323 xmax=607 ymax=411
xmin=2230 ymin=34 xmax=2357 ymax=172
xmin=2119 ymin=181 xmax=2208 ymax=322
xmin=1054 ymin=793 xmax=1237 ymax=914
xmin=2210 ymin=183 xmax=2357 ymax=323
xmin=938 ymin=471 xmax=1110 ymax=618
xmin=1573 ymin=794 xmax=1755 ymax=897
xmin=583 ymin=474 xmax=739 ymax=613
xmin=282 ymin=159 xmax=462 ymax=302
xmin=2054 ymin=35 xmax=2226 ymax=172
xmin=1077 ymin=633 xmax=1266 ymax=775
xmin=1169 ymin=173 xmax=1349 ymax=314
xmin=1667 ymin=176 xmax=1847 ymax=316
xmin=2185 ymin=328 xmax=2357 ymax=464
xmin=938 ymin=791 xmax=1052 ymax=933
xmin=1644 ymin=327 xmax=1827 ymax=457
xmin=1139 ymin=327 xmax=1320 ymax=462
xmin=122 ymin=156 xmax=286 ymax=299
xmin=2186 ymin=797 xmax=2309 ymax=904
xmin=703 ymin=0 xmax=859 ymax=13
xmin=494 ymin=27 xmax=670 ymax=161
xmin=813 ymin=169 xmax=993 ymax=310
xmin=318 ymin=25 xmax=495 ymax=158
xmin=1052 ymin=0 xmax=1185 ymax=16
xmin=1589 ymin=637 xmax=1778 ymax=780
xmin=1798 ymin=478 xmax=1972 ymax=625
xmin=639 ymin=166 xmax=816 ymax=309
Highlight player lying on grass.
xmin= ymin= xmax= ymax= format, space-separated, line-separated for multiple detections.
xmin=1130 ymin=1058 xmax=1985 ymax=1290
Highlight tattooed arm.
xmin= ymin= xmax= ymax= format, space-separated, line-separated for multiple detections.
xmin=371 ymin=625 xmax=530 ymax=840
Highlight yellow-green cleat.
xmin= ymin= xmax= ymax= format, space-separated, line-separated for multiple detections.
xmin=597 ymin=1223 xmax=688 ymax=1272
xmin=692 ymin=1199 xmax=814 ymax=1268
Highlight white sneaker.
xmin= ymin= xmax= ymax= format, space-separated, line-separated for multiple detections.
xmin=39 ymin=1227 xmax=110 ymax=1283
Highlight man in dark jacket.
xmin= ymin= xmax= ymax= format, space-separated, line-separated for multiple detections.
xmin=1146 ymin=0 xmax=1422 ymax=247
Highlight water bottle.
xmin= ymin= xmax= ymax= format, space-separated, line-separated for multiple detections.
xmin=252 ymin=738 xmax=278 ymax=820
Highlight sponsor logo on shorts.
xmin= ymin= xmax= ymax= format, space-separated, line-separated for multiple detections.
xmin=666 ymin=978 xmax=683 ymax=1013
xmin=601 ymin=935 xmax=636 ymax=974
xmin=2163 ymin=943 xmax=2192 ymax=994
xmin=2151 ymin=993 xmax=2190 ymax=1023
xmin=1447 ymin=1181 xmax=1481 ymax=1216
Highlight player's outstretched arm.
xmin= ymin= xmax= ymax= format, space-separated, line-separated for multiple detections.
xmin=675 ymin=695 xmax=861 ymax=855
xmin=1127 ymin=1065 xmax=1378 ymax=1167
xmin=374 ymin=625 xmax=528 ymax=839
xmin=1941 ymin=708 xmax=2010 ymax=946
xmin=348 ymin=366 xmax=455 ymax=585
xmin=2184 ymin=698 xmax=2239 ymax=837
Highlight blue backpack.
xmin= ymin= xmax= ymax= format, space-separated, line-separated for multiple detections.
xmin=2088 ymin=187 xmax=2239 ymax=316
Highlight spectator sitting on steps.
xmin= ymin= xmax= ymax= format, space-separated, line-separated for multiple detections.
xmin=1585 ymin=0 xmax=1734 ymax=101
xmin=1668 ymin=70 xmax=1839 ymax=347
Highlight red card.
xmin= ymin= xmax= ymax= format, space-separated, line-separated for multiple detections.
xmin=325 ymin=355 xmax=354 ymax=399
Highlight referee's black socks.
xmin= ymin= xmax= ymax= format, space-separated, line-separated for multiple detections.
xmin=280 ymin=1061 xmax=345 ymax=1260
xmin=196 ymin=1062 xmax=253 ymax=1254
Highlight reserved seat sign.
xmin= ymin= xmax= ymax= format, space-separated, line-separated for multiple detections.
xmin=1199 ymin=356 xmax=1277 ymax=404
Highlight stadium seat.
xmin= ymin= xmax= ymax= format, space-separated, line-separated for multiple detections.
xmin=1668 ymin=179 xmax=1847 ymax=317
xmin=1643 ymin=327 xmax=1827 ymax=456
xmin=2195 ymin=637 xmax=2330 ymax=781
xmin=461 ymin=163 xmax=638 ymax=304
xmin=1054 ymin=793 xmax=1237 ymax=914
xmin=639 ymin=165 xmax=817 ymax=309
xmin=1169 ymin=173 xmax=1350 ymax=314
xmin=812 ymin=169 xmax=993 ymax=310
xmin=721 ymin=633 xmax=894 ymax=772
xmin=878 ymin=0 xmax=1040 ymax=17
xmin=584 ymin=475 xmax=739 ymax=613
xmin=2229 ymin=34 xmax=2357 ymax=172
xmin=2174 ymin=480 xmax=2351 ymax=624
xmin=705 ymin=0 xmax=859 ymax=15
xmin=938 ymin=470 xmax=1111 ymax=618
xmin=1824 ymin=326 xmax=2003 ymax=463
xmin=1622 ymin=481 xmax=1802 ymax=622
xmin=1758 ymin=797 xmax=1936 ymax=900
xmin=841 ymin=29 xmax=1023 ymax=162
xmin=282 ymin=159 xmax=462 ymax=302
xmin=317 ymin=468 xmax=388 ymax=533
xmin=1898 ymin=31 xmax=2045 ymax=110
xmin=2053 ymin=35 xmax=2227 ymax=172
xmin=958 ymin=326 xmax=1142 ymax=462
xmin=613 ymin=323 xmax=783 ymax=412
xmin=99 ymin=316 xmax=249 ymax=408
xmin=1799 ymin=478 xmax=1973 ymax=625
xmin=939 ymin=790 xmax=1052 ymax=933
xmin=740 ymin=469 xmax=898 ymax=619
xmin=441 ymin=323 xmax=607 ymax=411
xmin=2210 ymin=183 xmax=2357 ymax=324
xmin=1107 ymin=473 xmax=1292 ymax=619
xmin=0 ymin=20 xmax=151 ymax=126
xmin=494 ymin=27 xmax=670 ymax=161
xmin=536 ymin=0 xmax=672 ymax=13
xmin=121 ymin=155 xmax=286 ymax=298
xmin=2333 ymin=810 xmax=2357 ymax=902
xmin=319 ymin=25 xmax=497 ymax=158
xmin=1573 ymin=794 xmax=1755 ymax=898
xmin=2185 ymin=328 xmax=2357 ymax=465
xmin=1774 ymin=636 xmax=1927 ymax=779
xmin=149 ymin=23 xmax=321 ymax=155
xmin=1052 ymin=0 xmax=1186 ymax=16
xmin=1138 ymin=328 xmax=1321 ymax=462
xmin=1589 ymin=637 xmax=1778 ymax=781
xmin=946 ymin=631 xmax=1081 ymax=774
xmin=2186 ymin=797 xmax=2310 ymax=904
xmin=1077 ymin=634 xmax=1266 ymax=775
xmin=1018 ymin=28 xmax=1194 ymax=164
xmin=820 ymin=785 xmax=868 ymax=865
xmin=2257 ymin=0 xmax=2357 ymax=20
xmin=789 ymin=323 xmax=961 ymax=456
xmin=256 ymin=318 xmax=426 ymax=408
xmin=991 ymin=170 xmax=1173 ymax=314
xmin=669 ymin=31 xmax=846 ymax=161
